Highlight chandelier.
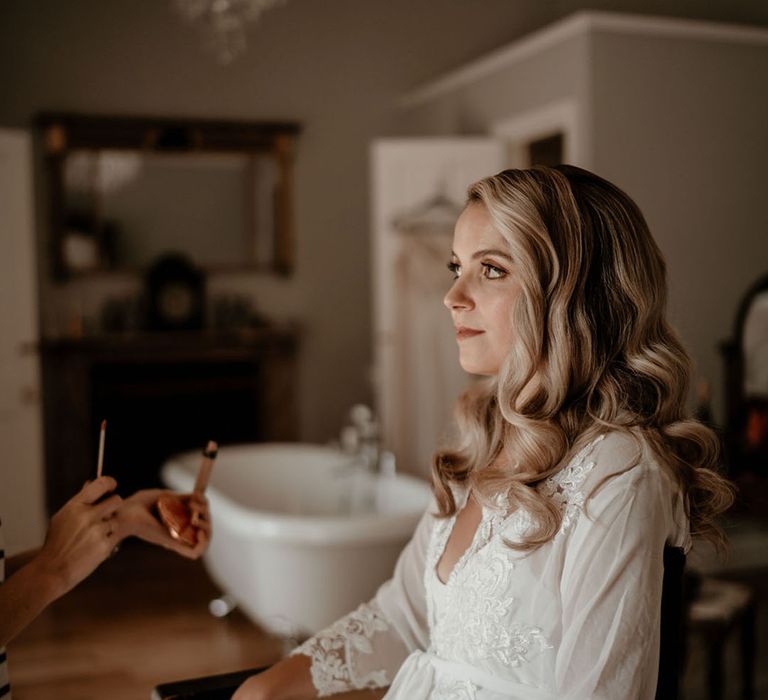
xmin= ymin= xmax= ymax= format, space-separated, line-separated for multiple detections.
xmin=173 ymin=0 xmax=286 ymax=65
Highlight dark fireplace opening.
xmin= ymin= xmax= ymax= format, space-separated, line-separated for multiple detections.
xmin=41 ymin=329 xmax=298 ymax=514
xmin=91 ymin=360 xmax=264 ymax=498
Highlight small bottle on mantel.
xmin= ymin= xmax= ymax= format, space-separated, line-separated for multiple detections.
xmin=694 ymin=378 xmax=714 ymax=427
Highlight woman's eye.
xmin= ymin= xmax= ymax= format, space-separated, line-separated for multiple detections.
xmin=447 ymin=261 xmax=461 ymax=279
xmin=482 ymin=263 xmax=506 ymax=280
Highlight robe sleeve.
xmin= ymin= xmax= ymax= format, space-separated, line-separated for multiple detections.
xmin=555 ymin=457 xmax=687 ymax=700
xmin=289 ymin=498 xmax=433 ymax=696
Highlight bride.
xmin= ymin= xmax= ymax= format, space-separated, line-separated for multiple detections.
xmin=233 ymin=165 xmax=733 ymax=700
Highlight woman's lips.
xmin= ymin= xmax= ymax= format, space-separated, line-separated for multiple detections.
xmin=455 ymin=326 xmax=484 ymax=340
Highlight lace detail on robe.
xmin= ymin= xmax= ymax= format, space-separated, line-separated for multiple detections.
xmin=289 ymin=602 xmax=391 ymax=696
xmin=426 ymin=495 xmax=550 ymax=668
xmin=429 ymin=539 xmax=552 ymax=667
xmin=539 ymin=433 xmax=605 ymax=536
xmin=434 ymin=676 xmax=478 ymax=700
xmin=424 ymin=435 xmax=606 ymax=671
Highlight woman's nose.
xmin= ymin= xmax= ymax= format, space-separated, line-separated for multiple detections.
xmin=444 ymin=278 xmax=473 ymax=311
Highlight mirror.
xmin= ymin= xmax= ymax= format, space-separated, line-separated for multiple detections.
xmin=743 ymin=290 xmax=768 ymax=399
xmin=741 ymin=287 xmax=768 ymax=473
xmin=37 ymin=113 xmax=301 ymax=278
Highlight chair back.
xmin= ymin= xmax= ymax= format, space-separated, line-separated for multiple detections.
xmin=655 ymin=545 xmax=686 ymax=700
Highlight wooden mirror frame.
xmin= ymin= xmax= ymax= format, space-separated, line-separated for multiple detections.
xmin=720 ymin=272 xmax=768 ymax=478
xmin=35 ymin=112 xmax=301 ymax=279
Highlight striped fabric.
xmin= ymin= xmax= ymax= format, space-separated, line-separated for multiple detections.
xmin=0 ymin=517 xmax=11 ymax=698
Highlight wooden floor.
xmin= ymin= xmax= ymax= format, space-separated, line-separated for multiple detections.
xmin=8 ymin=541 xmax=285 ymax=699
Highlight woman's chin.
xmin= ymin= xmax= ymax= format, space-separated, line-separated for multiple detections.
xmin=458 ymin=357 xmax=497 ymax=376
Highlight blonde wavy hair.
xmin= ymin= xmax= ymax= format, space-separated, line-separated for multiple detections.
xmin=432 ymin=165 xmax=734 ymax=551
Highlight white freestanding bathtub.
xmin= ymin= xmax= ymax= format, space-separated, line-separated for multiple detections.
xmin=161 ymin=443 xmax=431 ymax=636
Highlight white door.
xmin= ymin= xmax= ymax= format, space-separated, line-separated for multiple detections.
xmin=371 ymin=139 xmax=507 ymax=478
xmin=0 ymin=129 xmax=46 ymax=554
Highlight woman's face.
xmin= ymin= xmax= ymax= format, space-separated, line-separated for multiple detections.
xmin=444 ymin=202 xmax=522 ymax=376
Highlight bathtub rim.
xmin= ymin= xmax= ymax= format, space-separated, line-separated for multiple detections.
xmin=160 ymin=444 xmax=432 ymax=546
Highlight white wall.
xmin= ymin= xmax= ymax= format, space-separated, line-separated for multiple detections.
xmin=0 ymin=130 xmax=46 ymax=554
xmin=398 ymin=28 xmax=592 ymax=155
xmin=589 ymin=28 xmax=768 ymax=421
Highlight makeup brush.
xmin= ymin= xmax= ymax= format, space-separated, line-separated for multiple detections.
xmin=96 ymin=419 xmax=107 ymax=478
xmin=156 ymin=441 xmax=218 ymax=546
xmin=194 ymin=440 xmax=218 ymax=494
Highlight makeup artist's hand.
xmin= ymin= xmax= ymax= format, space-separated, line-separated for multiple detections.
xmin=36 ymin=476 xmax=123 ymax=598
xmin=0 ymin=477 xmax=122 ymax=647
xmin=113 ymin=489 xmax=211 ymax=559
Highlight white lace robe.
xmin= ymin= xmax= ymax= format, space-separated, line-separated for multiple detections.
xmin=290 ymin=431 xmax=691 ymax=699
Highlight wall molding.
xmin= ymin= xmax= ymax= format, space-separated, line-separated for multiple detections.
xmin=400 ymin=10 xmax=768 ymax=109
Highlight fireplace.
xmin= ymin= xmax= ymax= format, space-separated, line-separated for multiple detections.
xmin=40 ymin=327 xmax=298 ymax=512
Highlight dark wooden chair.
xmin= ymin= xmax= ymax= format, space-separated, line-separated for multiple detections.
xmin=656 ymin=545 xmax=687 ymax=700
xmin=152 ymin=666 xmax=269 ymax=700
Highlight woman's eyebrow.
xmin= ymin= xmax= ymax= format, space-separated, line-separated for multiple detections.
xmin=451 ymin=248 xmax=513 ymax=262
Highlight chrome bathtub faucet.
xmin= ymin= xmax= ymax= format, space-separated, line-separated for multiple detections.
xmin=345 ymin=403 xmax=383 ymax=474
